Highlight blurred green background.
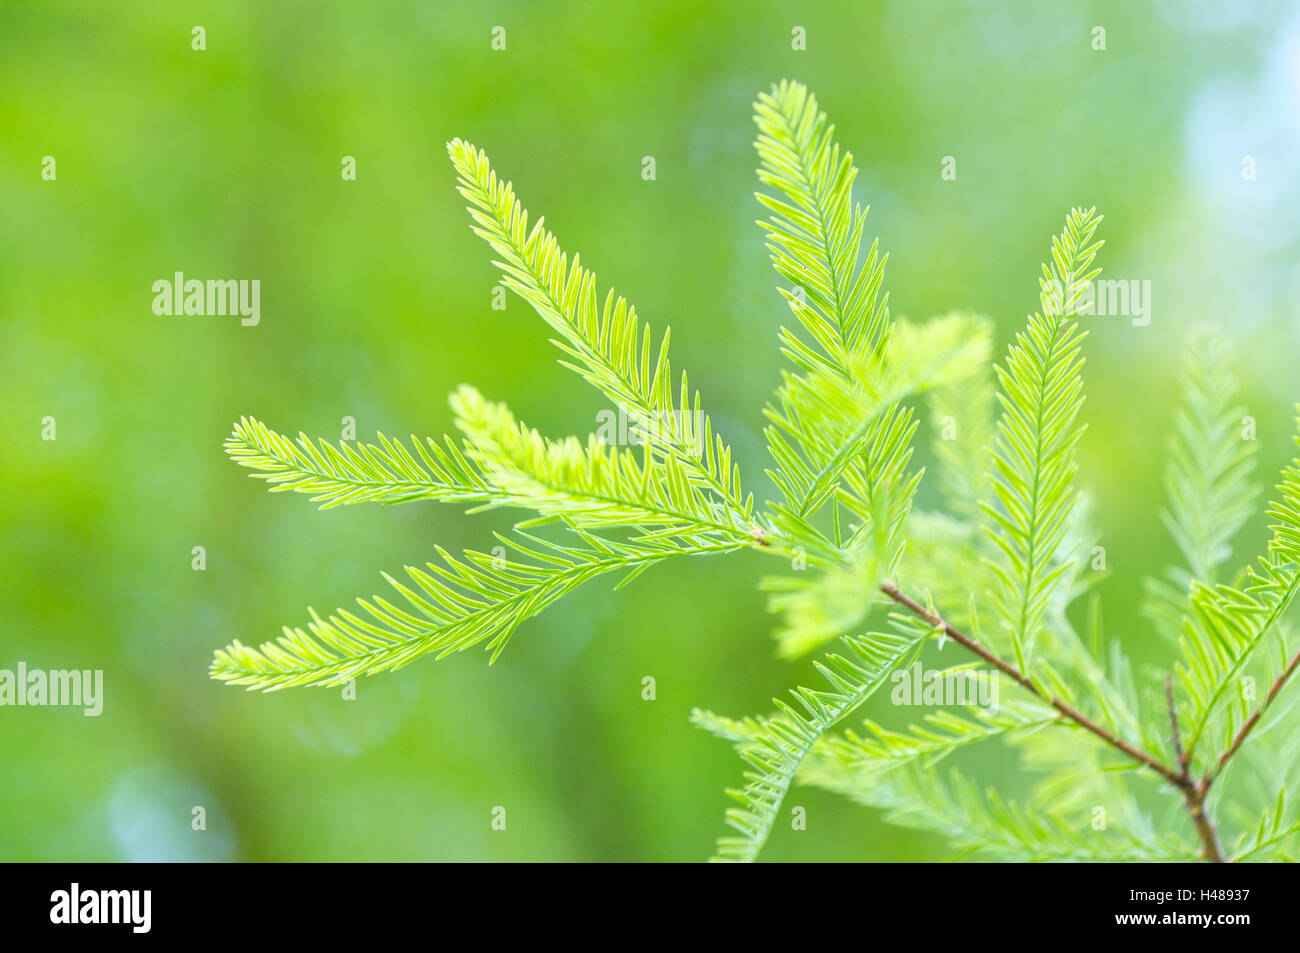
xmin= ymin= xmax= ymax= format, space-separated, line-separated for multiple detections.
xmin=3 ymin=1 xmax=1300 ymax=861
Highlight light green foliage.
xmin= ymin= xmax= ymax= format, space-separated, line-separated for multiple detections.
xmin=1144 ymin=330 xmax=1260 ymax=640
xmin=211 ymin=531 xmax=744 ymax=690
xmin=982 ymin=207 xmax=1101 ymax=675
xmin=224 ymin=414 xmax=492 ymax=510
xmin=830 ymin=768 xmax=1203 ymax=863
xmin=753 ymin=80 xmax=890 ymax=385
xmin=1231 ymin=789 xmax=1300 ymax=862
xmin=447 ymin=138 xmax=748 ymax=519
xmin=215 ymin=80 xmax=1300 ymax=864
xmin=1175 ymin=428 xmax=1300 ymax=760
xmin=1163 ymin=330 xmax=1261 ymax=586
xmin=755 ymin=81 xmax=939 ymax=566
xmin=802 ymin=697 xmax=1058 ymax=781
xmin=691 ymin=620 xmax=930 ymax=862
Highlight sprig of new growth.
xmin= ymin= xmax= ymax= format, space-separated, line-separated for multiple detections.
xmin=982 ymin=206 xmax=1100 ymax=676
xmin=447 ymin=138 xmax=751 ymax=523
xmin=214 ymin=141 xmax=777 ymax=689
xmin=215 ymin=93 xmax=977 ymax=693
xmin=691 ymin=621 xmax=930 ymax=862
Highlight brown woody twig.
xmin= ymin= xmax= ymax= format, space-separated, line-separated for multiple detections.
xmin=880 ymin=581 xmax=1226 ymax=862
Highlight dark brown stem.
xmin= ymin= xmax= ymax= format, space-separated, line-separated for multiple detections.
xmin=1163 ymin=676 xmax=1224 ymax=862
xmin=1182 ymin=786 xmax=1225 ymax=864
xmin=1165 ymin=675 xmax=1188 ymax=774
xmin=880 ymin=580 xmax=1226 ymax=862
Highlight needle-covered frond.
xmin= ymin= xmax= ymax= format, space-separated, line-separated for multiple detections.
xmin=1177 ymin=566 xmax=1297 ymax=757
xmin=224 ymin=414 xmax=490 ymax=509
xmin=802 ymin=697 xmax=1057 ymax=782
xmin=983 ymin=208 xmax=1103 ymax=673
xmin=766 ymin=308 xmax=989 ymax=525
xmin=699 ymin=691 xmax=1058 ymax=790
xmin=1163 ymin=329 xmax=1260 ymax=584
xmin=448 ymin=138 xmax=747 ymax=515
xmin=753 ymin=79 xmax=991 ymax=526
xmin=1232 ymin=690 xmax=1300 ymax=810
xmin=753 ymin=79 xmax=890 ymax=376
xmin=212 ymin=532 xmax=743 ymax=691
xmin=1177 ymin=417 xmax=1300 ymax=759
xmin=692 ymin=619 xmax=930 ymax=862
xmin=448 ymin=385 xmax=752 ymax=540
xmin=1231 ymin=790 xmax=1300 ymax=862
xmin=1145 ymin=329 xmax=1259 ymax=640
xmin=690 ymin=709 xmax=764 ymax=747
xmin=829 ymin=768 xmax=1201 ymax=862
xmin=225 ymin=390 xmax=755 ymax=545
xmin=761 ymin=337 xmax=993 ymax=660
xmin=761 ymin=401 xmax=923 ymax=658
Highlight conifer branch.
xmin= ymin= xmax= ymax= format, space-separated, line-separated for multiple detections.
xmin=879 ymin=580 xmax=1226 ymax=861
xmin=215 ymin=79 xmax=1300 ymax=865
xmin=1208 ymin=643 xmax=1300 ymax=786
xmin=447 ymin=138 xmax=751 ymax=523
